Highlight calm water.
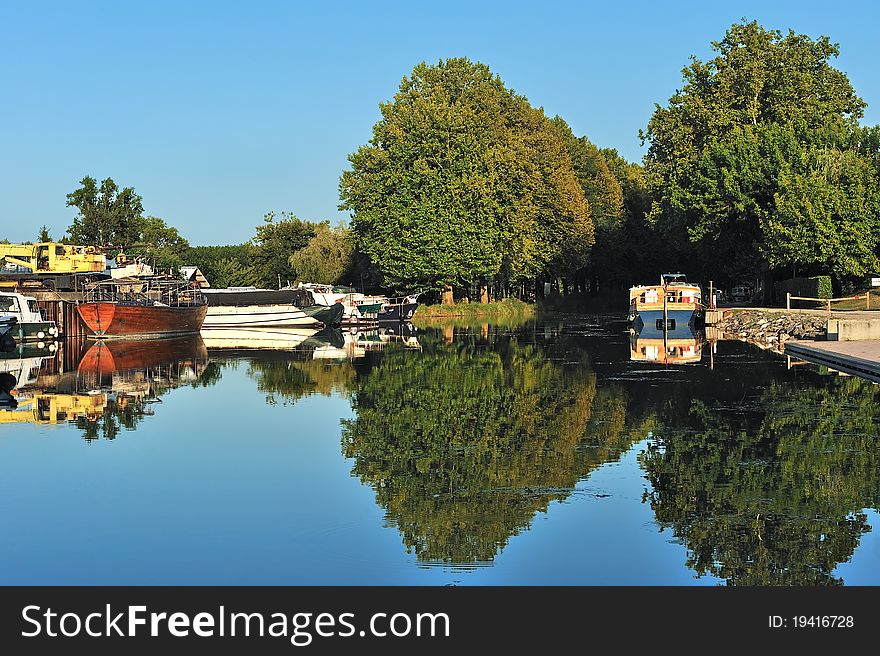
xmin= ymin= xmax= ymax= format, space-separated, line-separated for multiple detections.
xmin=1 ymin=317 xmax=879 ymax=585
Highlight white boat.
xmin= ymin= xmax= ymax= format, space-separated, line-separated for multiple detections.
xmin=0 ymin=291 xmax=59 ymax=342
xmin=201 ymin=287 xmax=343 ymax=328
xmin=294 ymin=283 xmax=419 ymax=324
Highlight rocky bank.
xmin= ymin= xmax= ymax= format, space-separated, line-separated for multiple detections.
xmin=713 ymin=310 xmax=827 ymax=352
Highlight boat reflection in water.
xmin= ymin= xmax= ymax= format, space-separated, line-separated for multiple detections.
xmin=200 ymin=324 xmax=420 ymax=360
xmin=199 ymin=326 xmax=324 ymax=351
xmin=0 ymin=335 xmax=209 ymax=436
xmin=629 ymin=323 xmax=705 ymax=365
xmin=312 ymin=324 xmax=421 ymax=361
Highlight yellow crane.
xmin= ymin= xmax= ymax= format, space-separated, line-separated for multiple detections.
xmin=0 ymin=242 xmax=106 ymax=275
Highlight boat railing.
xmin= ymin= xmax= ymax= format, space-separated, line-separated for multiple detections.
xmin=82 ymin=280 xmax=205 ymax=307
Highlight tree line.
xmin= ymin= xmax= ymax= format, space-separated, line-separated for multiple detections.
xmin=37 ymin=180 xmax=360 ymax=290
xmin=15 ymin=19 xmax=879 ymax=303
xmin=340 ymin=21 xmax=880 ymax=302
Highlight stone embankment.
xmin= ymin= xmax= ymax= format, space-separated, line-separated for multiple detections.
xmin=713 ymin=310 xmax=827 ymax=352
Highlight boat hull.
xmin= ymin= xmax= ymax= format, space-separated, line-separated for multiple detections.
xmin=77 ymin=302 xmax=208 ymax=339
xmin=376 ymin=302 xmax=418 ymax=323
xmin=203 ymin=304 xmax=321 ymax=328
xmin=302 ymin=303 xmax=344 ymax=327
xmin=631 ymin=307 xmax=700 ymax=332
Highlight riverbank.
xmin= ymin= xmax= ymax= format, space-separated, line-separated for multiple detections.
xmin=413 ymin=298 xmax=535 ymax=321
xmin=713 ymin=309 xmax=828 ymax=352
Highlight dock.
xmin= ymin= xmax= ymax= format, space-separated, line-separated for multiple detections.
xmin=784 ymin=340 xmax=880 ymax=383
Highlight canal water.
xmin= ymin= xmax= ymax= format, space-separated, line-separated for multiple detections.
xmin=1 ymin=316 xmax=878 ymax=585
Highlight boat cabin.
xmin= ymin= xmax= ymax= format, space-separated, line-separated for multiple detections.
xmin=628 ymin=274 xmax=703 ymax=329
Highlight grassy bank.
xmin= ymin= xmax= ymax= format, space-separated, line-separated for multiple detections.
xmin=412 ymin=298 xmax=535 ymax=321
xmin=830 ymin=288 xmax=880 ymax=311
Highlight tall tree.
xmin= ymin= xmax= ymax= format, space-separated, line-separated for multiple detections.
xmin=66 ymin=176 xmax=145 ymax=248
xmin=642 ymin=20 xmax=878 ymax=289
xmin=340 ymin=57 xmax=592 ymax=301
xmin=186 ymin=244 xmax=259 ymax=288
xmin=250 ymin=212 xmax=316 ymax=288
xmin=552 ymin=118 xmax=624 ymax=293
xmin=129 ymin=216 xmax=191 ymax=273
xmin=288 ymin=221 xmax=355 ymax=285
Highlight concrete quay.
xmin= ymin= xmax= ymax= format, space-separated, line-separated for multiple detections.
xmin=784 ymin=340 xmax=880 ymax=383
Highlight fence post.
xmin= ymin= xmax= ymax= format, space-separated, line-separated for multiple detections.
xmin=786 ymin=292 xmax=790 ymax=310
xmin=827 ymin=298 xmax=831 ymax=314
xmin=868 ymin=293 xmax=871 ymax=311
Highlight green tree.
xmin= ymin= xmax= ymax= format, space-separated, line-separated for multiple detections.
xmin=552 ymin=118 xmax=625 ymax=293
xmin=66 ymin=176 xmax=145 ymax=248
xmin=251 ymin=212 xmax=316 ymax=288
xmin=128 ymin=216 xmax=190 ymax=273
xmin=599 ymin=148 xmax=668 ymax=286
xmin=289 ymin=221 xmax=355 ymax=284
xmin=340 ymin=57 xmax=593 ymax=300
xmin=642 ymin=20 xmax=878 ymax=288
xmin=37 ymin=225 xmax=52 ymax=242
xmin=186 ymin=244 xmax=258 ymax=288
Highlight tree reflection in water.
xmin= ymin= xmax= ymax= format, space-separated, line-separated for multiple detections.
xmin=640 ymin=375 xmax=880 ymax=585
xmin=342 ymin=327 xmax=639 ymax=565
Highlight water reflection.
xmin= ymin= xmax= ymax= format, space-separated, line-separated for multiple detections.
xmin=1 ymin=317 xmax=879 ymax=584
xmin=341 ymin=326 xmax=640 ymax=566
xmin=639 ymin=374 xmax=880 ymax=585
xmin=0 ymin=335 xmax=210 ymax=439
xmin=629 ymin=324 xmax=704 ymax=365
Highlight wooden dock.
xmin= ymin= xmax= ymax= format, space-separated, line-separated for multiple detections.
xmin=27 ymin=290 xmax=92 ymax=339
xmin=784 ymin=340 xmax=880 ymax=383
xmin=703 ymin=309 xmax=727 ymax=325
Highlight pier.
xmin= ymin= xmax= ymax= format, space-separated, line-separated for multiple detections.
xmin=784 ymin=340 xmax=880 ymax=383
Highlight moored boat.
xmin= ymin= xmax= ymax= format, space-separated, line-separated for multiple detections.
xmin=77 ymin=279 xmax=208 ymax=339
xmin=202 ymin=287 xmax=343 ymax=328
xmin=295 ymin=283 xmax=420 ymax=324
xmin=376 ymin=293 xmax=420 ymax=323
xmin=0 ymin=291 xmax=59 ymax=342
xmin=628 ymin=273 xmax=703 ymax=331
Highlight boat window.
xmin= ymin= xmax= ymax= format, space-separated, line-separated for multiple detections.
xmin=0 ymin=296 xmax=18 ymax=311
xmin=28 ymin=299 xmax=40 ymax=313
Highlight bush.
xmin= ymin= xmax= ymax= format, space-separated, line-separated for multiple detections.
xmin=775 ymin=276 xmax=832 ymax=301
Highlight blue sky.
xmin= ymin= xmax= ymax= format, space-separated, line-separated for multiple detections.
xmin=1 ymin=0 xmax=877 ymax=246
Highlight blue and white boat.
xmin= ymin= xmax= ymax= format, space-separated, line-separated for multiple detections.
xmin=628 ymin=273 xmax=703 ymax=331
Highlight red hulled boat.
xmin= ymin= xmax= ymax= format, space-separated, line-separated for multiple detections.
xmin=77 ymin=278 xmax=208 ymax=339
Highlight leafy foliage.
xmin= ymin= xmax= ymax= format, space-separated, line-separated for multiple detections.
xmin=186 ymin=244 xmax=259 ymax=288
xmin=289 ymin=221 xmax=355 ymax=284
xmin=128 ymin=216 xmax=190 ymax=273
xmin=642 ymin=20 xmax=880 ymax=286
xmin=251 ymin=212 xmax=316 ymax=288
xmin=66 ymin=176 xmax=145 ymax=248
xmin=340 ymin=57 xmax=593 ymax=294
